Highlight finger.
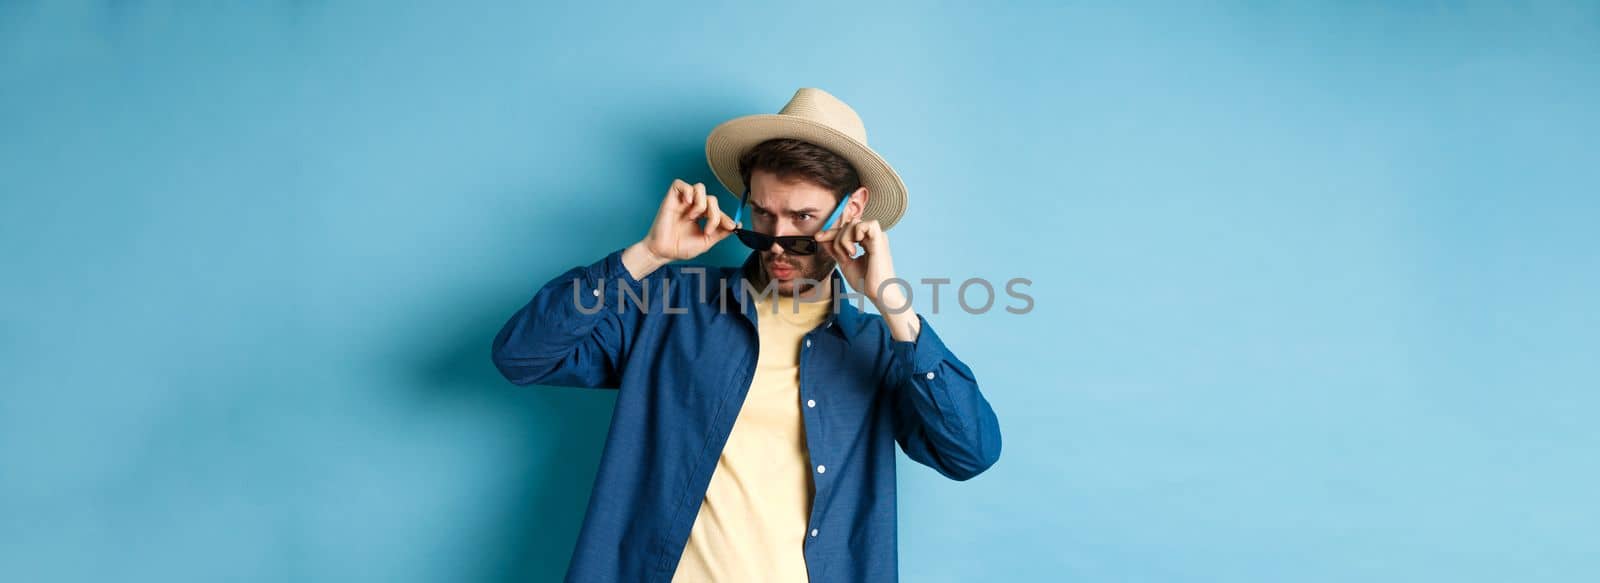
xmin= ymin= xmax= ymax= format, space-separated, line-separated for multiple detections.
xmin=834 ymin=219 xmax=859 ymax=259
xmin=715 ymin=207 xmax=738 ymax=241
xmin=858 ymin=220 xmax=886 ymax=253
xmin=688 ymin=184 xmax=708 ymax=221
xmin=813 ymin=226 xmax=839 ymax=242
xmin=704 ymin=194 xmax=725 ymax=236
xmin=698 ymin=184 xmax=718 ymax=230
xmin=851 ymin=221 xmax=872 ymax=253
xmin=672 ymin=179 xmax=692 ymax=207
xmin=713 ymin=216 xmax=736 ymax=242
xmin=823 ymin=238 xmax=846 ymax=265
xmin=684 ymin=182 xmax=699 ymax=211
xmin=816 ymin=228 xmax=837 ymax=255
xmin=843 ymin=219 xmax=866 ymax=257
xmin=664 ymin=180 xmax=683 ymax=211
xmin=825 ymin=220 xmax=844 ymax=257
xmin=721 ymin=203 xmax=738 ymax=232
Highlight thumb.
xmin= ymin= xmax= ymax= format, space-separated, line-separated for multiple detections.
xmin=708 ymin=214 xmax=737 ymax=242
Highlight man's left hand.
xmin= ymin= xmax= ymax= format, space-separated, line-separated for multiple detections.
xmin=816 ymin=218 xmax=922 ymax=341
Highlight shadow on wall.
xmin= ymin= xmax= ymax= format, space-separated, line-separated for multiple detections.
xmin=411 ymin=217 xmax=616 ymax=583
xmin=404 ymin=114 xmax=744 ymax=583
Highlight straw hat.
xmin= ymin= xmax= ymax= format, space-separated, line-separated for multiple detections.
xmin=705 ymin=88 xmax=908 ymax=231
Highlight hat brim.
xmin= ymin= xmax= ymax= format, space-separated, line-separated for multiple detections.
xmin=706 ymin=114 xmax=908 ymax=231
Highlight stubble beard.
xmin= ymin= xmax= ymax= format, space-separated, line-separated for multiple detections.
xmin=759 ymin=252 xmax=837 ymax=300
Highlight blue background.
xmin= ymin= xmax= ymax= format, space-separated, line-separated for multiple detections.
xmin=3 ymin=1 xmax=1598 ymax=581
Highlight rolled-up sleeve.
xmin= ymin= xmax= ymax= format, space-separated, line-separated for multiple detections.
xmin=490 ymin=245 xmax=659 ymax=389
xmin=886 ymin=314 xmax=1003 ymax=481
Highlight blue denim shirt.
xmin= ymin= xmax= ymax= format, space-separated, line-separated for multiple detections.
xmin=490 ymin=245 xmax=1002 ymax=582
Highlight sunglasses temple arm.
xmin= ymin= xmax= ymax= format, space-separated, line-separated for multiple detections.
xmin=819 ymin=189 xmax=851 ymax=231
xmin=730 ymin=187 xmax=747 ymax=227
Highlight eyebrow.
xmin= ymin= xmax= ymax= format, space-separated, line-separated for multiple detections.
xmin=749 ymin=201 xmax=822 ymax=215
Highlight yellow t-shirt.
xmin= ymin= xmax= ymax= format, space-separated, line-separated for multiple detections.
xmin=671 ymin=292 xmax=831 ymax=583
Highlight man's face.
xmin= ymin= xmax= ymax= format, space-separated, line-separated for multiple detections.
xmin=746 ymin=170 xmax=863 ymax=298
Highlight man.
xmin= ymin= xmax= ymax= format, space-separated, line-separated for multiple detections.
xmin=491 ymin=88 xmax=1002 ymax=582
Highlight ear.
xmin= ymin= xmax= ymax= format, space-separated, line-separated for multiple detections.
xmin=849 ymin=186 xmax=869 ymax=221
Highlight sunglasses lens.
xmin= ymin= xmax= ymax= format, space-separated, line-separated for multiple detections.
xmin=736 ymin=230 xmax=771 ymax=251
xmin=785 ymin=239 xmax=819 ymax=255
xmin=737 ymin=230 xmax=822 ymax=256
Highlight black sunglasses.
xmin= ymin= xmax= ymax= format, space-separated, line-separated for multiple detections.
xmin=729 ymin=186 xmax=852 ymax=256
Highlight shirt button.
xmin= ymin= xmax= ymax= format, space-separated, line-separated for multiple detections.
xmin=816 ymin=464 xmax=826 ymax=474
xmin=591 ymin=288 xmax=600 ymax=297
xmin=925 ymin=371 xmax=936 ymax=380
xmin=807 ymin=399 xmax=816 ymax=408
xmin=810 ymin=529 xmax=819 ymax=537
xmin=805 ymin=339 xmax=812 ymax=348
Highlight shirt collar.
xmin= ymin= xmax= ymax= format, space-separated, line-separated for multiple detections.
xmin=730 ymin=249 xmax=864 ymax=345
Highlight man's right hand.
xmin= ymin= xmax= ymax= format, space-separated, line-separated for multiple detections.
xmin=622 ymin=180 xmax=739 ymax=280
xmin=643 ymin=179 xmax=738 ymax=261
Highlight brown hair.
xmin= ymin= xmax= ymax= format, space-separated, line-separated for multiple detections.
xmin=737 ymin=138 xmax=861 ymax=201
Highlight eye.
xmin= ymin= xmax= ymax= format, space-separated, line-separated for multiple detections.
xmin=798 ymin=213 xmax=814 ymax=221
